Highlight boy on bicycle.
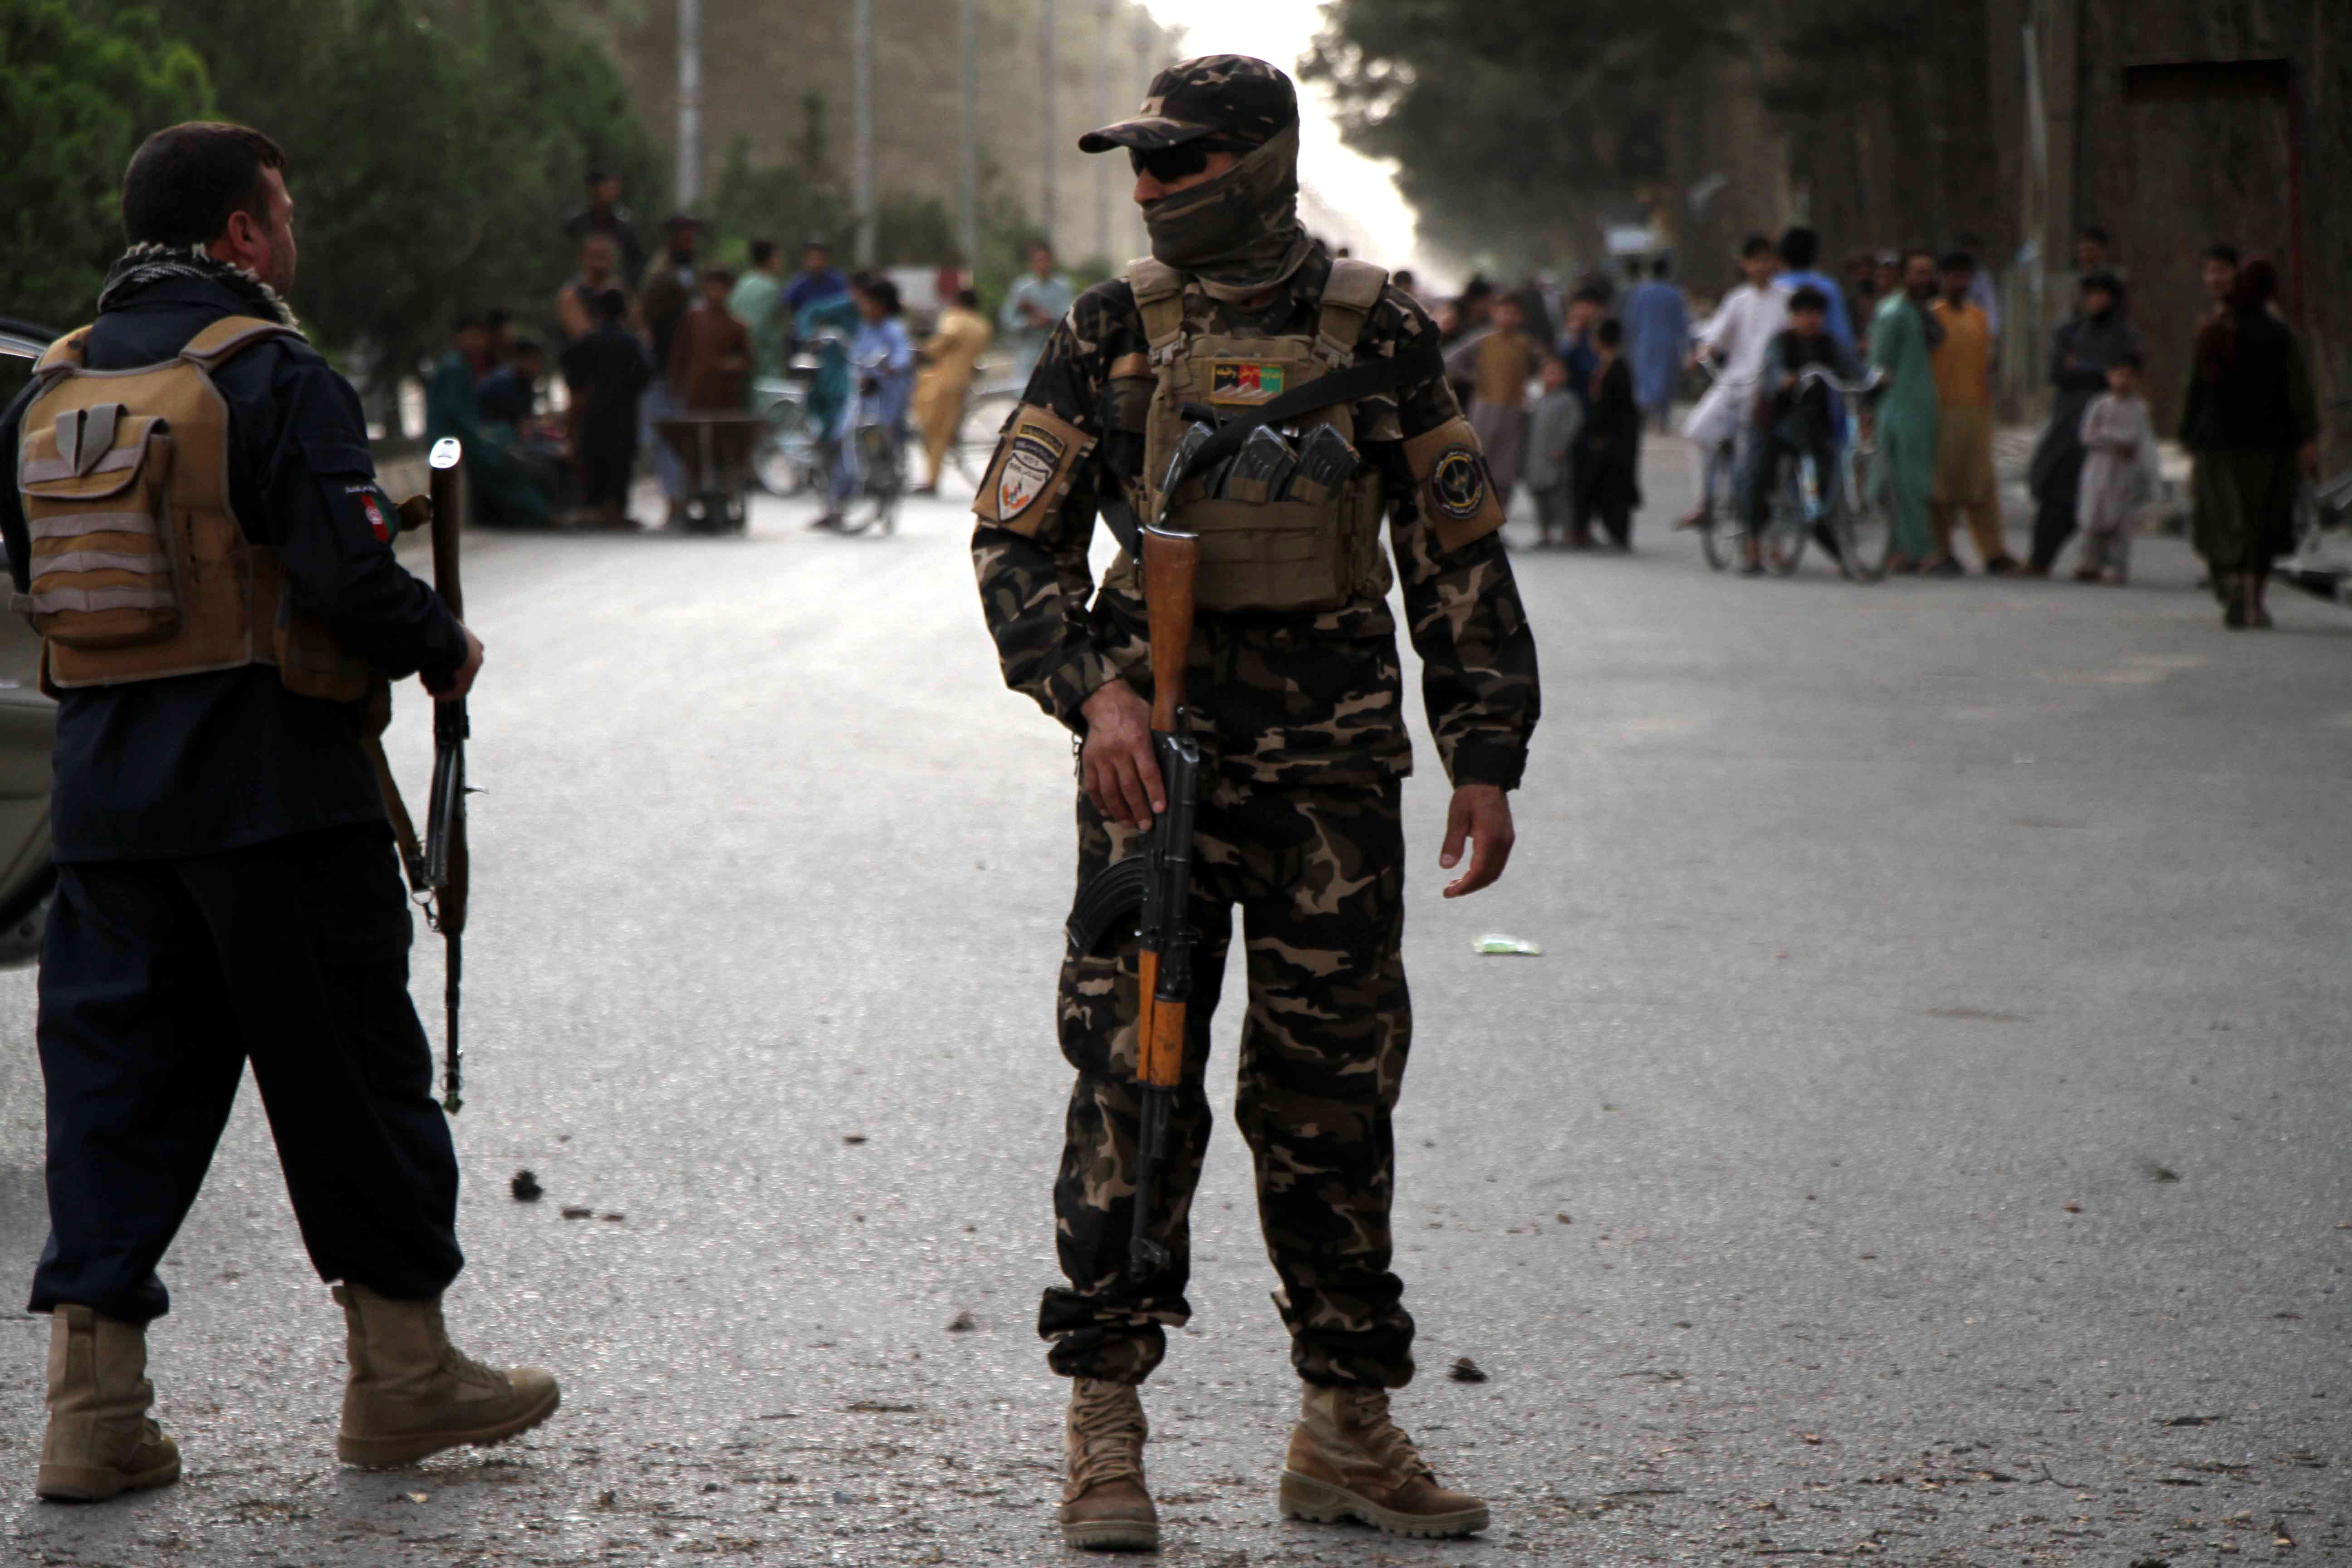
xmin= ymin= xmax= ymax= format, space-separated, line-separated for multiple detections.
xmin=1737 ymin=284 xmax=1861 ymax=573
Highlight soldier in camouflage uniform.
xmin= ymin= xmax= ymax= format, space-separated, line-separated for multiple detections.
xmin=970 ymin=57 xmax=1539 ymax=1552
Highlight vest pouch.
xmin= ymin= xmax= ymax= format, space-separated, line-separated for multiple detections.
xmin=15 ymin=412 xmax=183 ymax=650
xmin=254 ymin=549 xmax=372 ymax=705
xmin=1191 ymin=495 xmax=1348 ymax=612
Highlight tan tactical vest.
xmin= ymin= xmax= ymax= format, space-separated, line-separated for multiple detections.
xmin=1120 ymin=256 xmax=1392 ymax=613
xmin=15 ymin=315 xmax=370 ymax=702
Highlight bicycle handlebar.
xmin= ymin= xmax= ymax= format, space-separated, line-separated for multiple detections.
xmin=1795 ymin=366 xmax=1886 ymax=398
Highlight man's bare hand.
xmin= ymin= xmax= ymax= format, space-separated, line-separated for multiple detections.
xmin=1080 ymin=679 xmax=1164 ymax=830
xmin=1439 ymin=784 xmax=1515 ymax=899
xmin=424 ymin=625 xmax=484 ymax=701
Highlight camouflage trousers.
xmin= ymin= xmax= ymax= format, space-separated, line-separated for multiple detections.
xmin=1038 ymin=773 xmax=1416 ymax=1389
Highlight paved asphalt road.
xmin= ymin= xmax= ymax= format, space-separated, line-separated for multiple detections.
xmin=0 ymin=438 xmax=2344 ymax=1566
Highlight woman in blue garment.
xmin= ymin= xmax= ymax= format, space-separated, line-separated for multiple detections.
xmin=813 ymin=274 xmax=915 ymax=531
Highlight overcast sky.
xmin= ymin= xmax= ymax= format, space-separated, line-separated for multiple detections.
xmin=1136 ymin=0 xmax=1430 ymax=275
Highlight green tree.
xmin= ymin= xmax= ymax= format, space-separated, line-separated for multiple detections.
xmin=95 ymin=0 xmax=660 ymax=413
xmin=0 ymin=0 xmax=210 ymax=330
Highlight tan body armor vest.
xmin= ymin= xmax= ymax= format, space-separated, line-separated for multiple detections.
xmin=1123 ymin=257 xmax=1392 ymax=613
xmin=15 ymin=315 xmax=370 ymax=702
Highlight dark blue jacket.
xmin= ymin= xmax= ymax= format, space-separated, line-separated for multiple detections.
xmin=0 ymin=273 xmax=466 ymax=861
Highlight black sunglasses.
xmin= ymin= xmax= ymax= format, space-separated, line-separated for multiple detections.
xmin=1129 ymin=142 xmax=1218 ymax=183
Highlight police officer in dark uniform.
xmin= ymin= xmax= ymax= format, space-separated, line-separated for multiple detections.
xmin=0 ymin=122 xmax=557 ymax=1502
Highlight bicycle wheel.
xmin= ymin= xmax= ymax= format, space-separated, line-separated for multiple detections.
xmin=1835 ymin=441 xmax=1891 ymax=582
xmin=843 ymin=424 xmax=904 ymax=536
xmin=950 ymin=390 xmax=1018 ymax=488
xmin=755 ymin=396 xmax=817 ymax=496
xmin=1697 ymin=445 xmax=1743 ymax=572
xmin=1763 ymin=458 xmax=1808 ymax=576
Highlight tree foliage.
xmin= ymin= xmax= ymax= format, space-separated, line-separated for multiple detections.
xmin=75 ymin=0 xmax=661 ymax=403
xmin=1309 ymin=0 xmax=1978 ymax=277
xmin=0 ymin=0 xmax=210 ymax=331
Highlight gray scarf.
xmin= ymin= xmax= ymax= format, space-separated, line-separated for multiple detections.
xmin=97 ymin=243 xmax=298 ymax=328
xmin=1141 ymin=124 xmax=1312 ymax=303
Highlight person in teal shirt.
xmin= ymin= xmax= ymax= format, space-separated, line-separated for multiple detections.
xmin=728 ymin=240 xmax=790 ymax=382
xmin=424 ymin=315 xmax=549 ymax=529
xmin=1868 ymin=251 xmax=1941 ymax=573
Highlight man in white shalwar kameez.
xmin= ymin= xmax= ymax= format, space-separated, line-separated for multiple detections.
xmin=1676 ymin=235 xmax=1788 ymax=528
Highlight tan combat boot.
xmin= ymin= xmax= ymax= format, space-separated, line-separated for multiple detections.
xmin=1058 ymin=1377 xmax=1159 ymax=1551
xmin=1279 ymin=1383 xmax=1489 ymax=1539
xmin=36 ymin=1305 xmax=182 ymax=1502
xmin=333 ymin=1284 xmax=559 ymax=1467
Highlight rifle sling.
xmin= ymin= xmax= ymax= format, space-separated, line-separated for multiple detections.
xmin=363 ymin=735 xmax=429 ymax=892
xmin=1097 ymin=340 xmax=1437 ymax=555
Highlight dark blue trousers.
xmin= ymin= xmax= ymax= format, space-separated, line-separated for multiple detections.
xmin=29 ymin=825 xmax=462 ymax=1323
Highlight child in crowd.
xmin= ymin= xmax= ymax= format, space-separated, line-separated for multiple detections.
xmin=1520 ymin=356 xmax=1581 ymax=548
xmin=2073 ymin=353 xmax=2159 ymax=585
xmin=1572 ymin=318 xmax=1642 ymax=548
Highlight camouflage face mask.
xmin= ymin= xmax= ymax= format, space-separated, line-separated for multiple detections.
xmin=1140 ymin=122 xmax=1311 ymax=301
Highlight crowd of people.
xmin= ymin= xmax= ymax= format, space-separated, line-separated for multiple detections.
xmin=425 ymin=167 xmax=1036 ymax=532
xmin=1421 ymin=224 xmax=2325 ymax=625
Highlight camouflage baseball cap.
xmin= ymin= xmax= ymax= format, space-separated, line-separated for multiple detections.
xmin=1078 ymin=54 xmax=1298 ymax=154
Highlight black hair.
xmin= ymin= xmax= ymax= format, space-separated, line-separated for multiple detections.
xmin=509 ymin=337 xmax=545 ymax=360
xmin=1393 ymin=268 xmax=1418 ymax=290
xmin=122 ymin=122 xmax=287 ymax=248
xmin=1778 ymin=226 xmax=1819 ymax=270
xmin=2113 ymin=351 xmax=2144 ymax=372
xmin=1596 ymin=318 xmax=1623 ymax=347
xmin=486 ymin=307 xmax=512 ymax=330
xmin=1622 ymin=259 xmax=1644 ymax=281
xmin=955 ymin=288 xmax=980 ymax=309
xmin=593 ymin=287 xmax=630 ymax=322
xmin=2080 ymin=270 xmax=2125 ymax=302
xmin=1788 ymin=285 xmax=1829 ymax=314
xmin=2204 ymin=243 xmax=2240 ymax=267
xmin=666 ymin=212 xmax=699 ymax=230
xmin=803 ymin=235 xmax=831 ymax=253
xmin=1569 ymin=284 xmax=1607 ymax=306
xmin=2078 ymin=225 xmax=2109 ymax=246
xmin=749 ymin=239 xmax=779 ymax=267
xmin=1938 ymin=250 xmax=1976 ymax=274
xmin=587 ymin=167 xmax=611 ymax=184
xmin=453 ymin=314 xmax=482 ymax=333
xmin=702 ymin=266 xmax=736 ymax=288
xmin=1651 ymin=257 xmax=1671 ymax=279
xmin=1740 ymin=234 xmax=1774 ymax=259
xmin=857 ymin=274 xmax=902 ymax=316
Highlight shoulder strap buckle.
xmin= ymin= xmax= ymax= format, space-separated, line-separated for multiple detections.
xmin=1313 ymin=259 xmax=1390 ymax=368
xmin=178 ymin=315 xmax=304 ymax=371
xmin=1125 ymin=258 xmax=1188 ymax=366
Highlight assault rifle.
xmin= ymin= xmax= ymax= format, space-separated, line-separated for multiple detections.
xmin=1066 ymin=426 xmax=1213 ymax=1284
xmin=423 ymin=438 xmax=471 ymax=1112
xmin=357 ymin=443 xmax=475 ymax=1110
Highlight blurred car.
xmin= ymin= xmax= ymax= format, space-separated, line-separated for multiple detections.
xmin=0 ymin=317 xmax=60 ymax=967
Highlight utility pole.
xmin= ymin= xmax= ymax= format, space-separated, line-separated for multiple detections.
xmin=676 ymin=0 xmax=702 ymax=209
xmin=1094 ymin=0 xmax=1113 ymax=262
xmin=854 ymin=0 xmax=876 ymax=264
xmin=1041 ymin=0 xmax=1057 ymax=251
xmin=959 ymin=0 xmax=978 ymax=264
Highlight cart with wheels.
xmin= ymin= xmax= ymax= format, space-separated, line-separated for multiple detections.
xmin=657 ymin=412 xmax=766 ymax=533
